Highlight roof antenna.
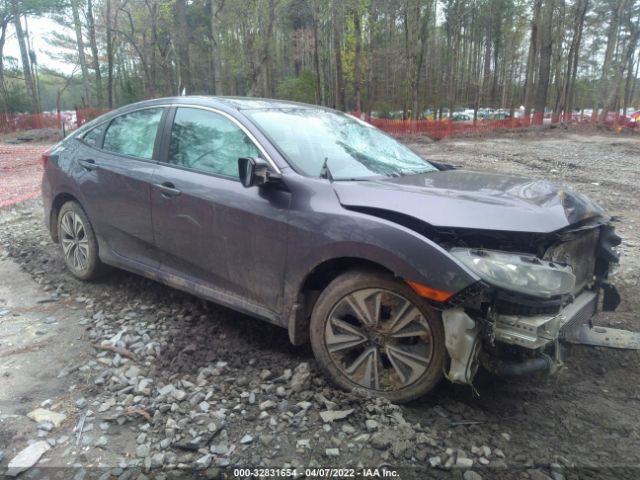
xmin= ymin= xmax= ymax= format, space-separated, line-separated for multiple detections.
xmin=319 ymin=157 xmax=333 ymax=182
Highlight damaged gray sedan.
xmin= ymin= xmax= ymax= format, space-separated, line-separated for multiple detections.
xmin=42 ymin=97 xmax=626 ymax=403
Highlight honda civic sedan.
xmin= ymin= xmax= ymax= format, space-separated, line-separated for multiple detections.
xmin=42 ymin=97 xmax=622 ymax=403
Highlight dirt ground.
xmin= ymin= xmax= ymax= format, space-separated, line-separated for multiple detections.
xmin=0 ymin=144 xmax=47 ymax=209
xmin=0 ymin=130 xmax=639 ymax=480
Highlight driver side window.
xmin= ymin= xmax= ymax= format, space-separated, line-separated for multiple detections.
xmin=168 ymin=107 xmax=259 ymax=178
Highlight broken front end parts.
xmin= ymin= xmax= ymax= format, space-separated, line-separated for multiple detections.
xmin=439 ymin=224 xmax=635 ymax=387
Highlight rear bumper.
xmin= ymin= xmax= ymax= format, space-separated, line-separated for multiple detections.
xmin=41 ymin=173 xmax=54 ymax=240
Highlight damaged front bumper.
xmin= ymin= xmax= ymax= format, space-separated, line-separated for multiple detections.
xmin=493 ymin=287 xmax=639 ymax=349
xmin=494 ymin=289 xmax=599 ymax=350
xmin=439 ymin=221 xmax=636 ymax=386
xmin=442 ymin=282 xmax=640 ymax=386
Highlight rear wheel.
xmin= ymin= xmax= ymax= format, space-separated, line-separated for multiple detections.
xmin=57 ymin=201 xmax=108 ymax=281
xmin=310 ymin=270 xmax=445 ymax=403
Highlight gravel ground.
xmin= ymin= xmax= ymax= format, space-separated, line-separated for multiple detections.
xmin=0 ymin=131 xmax=639 ymax=480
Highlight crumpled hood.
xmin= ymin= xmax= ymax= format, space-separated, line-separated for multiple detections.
xmin=332 ymin=170 xmax=607 ymax=233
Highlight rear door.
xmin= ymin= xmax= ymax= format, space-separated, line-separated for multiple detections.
xmin=150 ymin=106 xmax=290 ymax=317
xmin=76 ymin=107 xmax=165 ymax=267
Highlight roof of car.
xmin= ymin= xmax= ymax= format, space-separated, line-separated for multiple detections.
xmin=125 ymin=96 xmax=320 ymax=111
xmin=214 ymin=96 xmax=319 ymax=110
xmin=72 ymin=95 xmax=338 ymax=138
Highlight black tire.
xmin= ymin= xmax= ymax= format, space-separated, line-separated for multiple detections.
xmin=57 ymin=201 xmax=109 ymax=281
xmin=310 ymin=269 xmax=445 ymax=403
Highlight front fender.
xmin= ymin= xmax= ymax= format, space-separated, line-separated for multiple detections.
xmin=282 ymin=182 xmax=480 ymax=343
xmin=293 ymin=234 xmax=478 ymax=297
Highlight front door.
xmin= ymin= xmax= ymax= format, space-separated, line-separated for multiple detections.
xmin=151 ymin=107 xmax=290 ymax=317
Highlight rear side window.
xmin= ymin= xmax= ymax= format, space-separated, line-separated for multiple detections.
xmin=82 ymin=125 xmax=104 ymax=147
xmin=168 ymin=107 xmax=259 ymax=177
xmin=103 ymin=108 xmax=163 ymax=160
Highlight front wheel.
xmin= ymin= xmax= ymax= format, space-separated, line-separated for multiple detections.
xmin=310 ymin=270 xmax=445 ymax=403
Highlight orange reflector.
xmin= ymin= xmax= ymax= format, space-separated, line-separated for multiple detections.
xmin=406 ymin=280 xmax=453 ymax=302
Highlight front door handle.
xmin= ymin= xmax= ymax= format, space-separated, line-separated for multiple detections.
xmin=78 ymin=158 xmax=97 ymax=171
xmin=154 ymin=181 xmax=182 ymax=198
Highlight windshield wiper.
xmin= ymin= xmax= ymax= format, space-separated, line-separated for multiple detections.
xmin=319 ymin=157 xmax=334 ymax=182
xmin=332 ymin=177 xmax=373 ymax=182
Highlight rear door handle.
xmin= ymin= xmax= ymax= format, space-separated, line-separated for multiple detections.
xmin=78 ymin=158 xmax=97 ymax=171
xmin=154 ymin=181 xmax=182 ymax=198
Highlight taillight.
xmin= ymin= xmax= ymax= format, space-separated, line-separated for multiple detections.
xmin=41 ymin=146 xmax=54 ymax=167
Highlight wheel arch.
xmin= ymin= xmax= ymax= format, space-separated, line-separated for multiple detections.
xmin=288 ymin=255 xmax=400 ymax=346
xmin=49 ymin=192 xmax=81 ymax=243
xmin=285 ymin=230 xmax=479 ymax=346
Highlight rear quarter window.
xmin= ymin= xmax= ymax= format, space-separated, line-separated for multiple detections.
xmin=81 ymin=124 xmax=104 ymax=148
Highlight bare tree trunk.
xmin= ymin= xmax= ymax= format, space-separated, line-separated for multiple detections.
xmin=118 ymin=3 xmax=153 ymax=96
xmin=627 ymin=53 xmax=639 ymax=113
xmin=263 ymin=0 xmax=276 ymax=97
xmin=140 ymin=1 xmax=158 ymax=96
xmin=71 ymin=0 xmax=92 ymax=107
xmin=312 ymin=1 xmax=322 ymax=104
xmin=106 ymin=0 xmax=114 ymax=108
xmin=490 ymin=20 xmax=501 ymax=105
xmin=353 ymin=8 xmax=362 ymax=112
xmin=0 ymin=20 xmax=7 ymax=106
xmin=598 ymin=0 xmax=627 ymax=121
xmin=623 ymin=52 xmax=634 ymax=114
xmin=405 ymin=0 xmax=430 ymax=120
xmin=332 ymin=0 xmax=345 ymax=110
xmin=175 ymin=0 xmax=191 ymax=94
xmin=607 ymin=21 xmax=640 ymax=115
xmin=551 ymin=0 xmax=566 ymax=123
xmin=533 ymin=0 xmax=554 ymax=125
xmin=365 ymin=0 xmax=378 ymax=115
xmin=507 ymin=43 xmax=517 ymax=114
xmin=12 ymin=10 xmax=40 ymax=112
xmin=415 ymin=2 xmax=429 ymax=119
xmin=481 ymin=23 xmax=492 ymax=106
xmin=523 ymin=0 xmax=541 ymax=119
xmin=209 ymin=0 xmax=222 ymax=95
xmin=87 ymin=0 xmax=103 ymax=106
xmin=563 ymin=0 xmax=588 ymax=120
xmin=23 ymin=16 xmax=41 ymax=110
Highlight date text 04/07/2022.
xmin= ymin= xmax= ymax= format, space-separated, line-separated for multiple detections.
xmin=232 ymin=467 xmax=400 ymax=478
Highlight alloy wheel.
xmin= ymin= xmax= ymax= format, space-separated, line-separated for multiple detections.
xmin=60 ymin=211 xmax=90 ymax=271
xmin=324 ymin=288 xmax=434 ymax=392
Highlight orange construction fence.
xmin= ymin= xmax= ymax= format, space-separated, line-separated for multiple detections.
xmin=0 ymin=107 xmax=636 ymax=139
xmin=0 ymin=108 xmax=111 ymax=134
xmin=352 ymin=111 xmax=636 ymax=139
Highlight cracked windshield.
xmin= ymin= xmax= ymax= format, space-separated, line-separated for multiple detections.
xmin=247 ymin=109 xmax=437 ymax=179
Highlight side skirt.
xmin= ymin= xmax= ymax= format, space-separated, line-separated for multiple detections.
xmin=99 ymin=247 xmax=284 ymax=328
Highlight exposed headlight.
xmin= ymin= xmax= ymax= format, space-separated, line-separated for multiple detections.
xmin=450 ymin=248 xmax=575 ymax=298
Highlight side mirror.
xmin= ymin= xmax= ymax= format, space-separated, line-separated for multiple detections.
xmin=238 ymin=157 xmax=281 ymax=188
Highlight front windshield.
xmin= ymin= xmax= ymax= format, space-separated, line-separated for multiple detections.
xmin=245 ymin=108 xmax=437 ymax=180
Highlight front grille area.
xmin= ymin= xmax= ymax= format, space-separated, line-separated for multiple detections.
xmin=544 ymin=228 xmax=599 ymax=293
xmin=494 ymin=295 xmax=562 ymax=316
